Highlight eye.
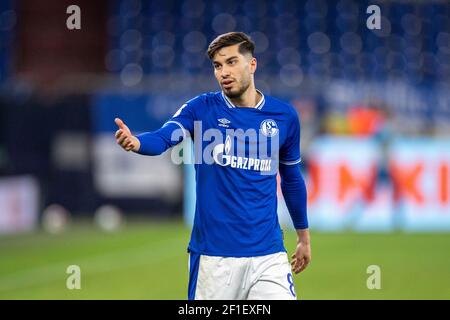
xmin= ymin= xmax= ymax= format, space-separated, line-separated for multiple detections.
xmin=228 ymin=60 xmax=236 ymax=65
xmin=214 ymin=64 xmax=221 ymax=70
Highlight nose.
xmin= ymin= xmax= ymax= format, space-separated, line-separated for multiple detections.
xmin=220 ymin=66 xmax=231 ymax=78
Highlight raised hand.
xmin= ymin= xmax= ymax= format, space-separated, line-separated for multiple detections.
xmin=114 ymin=118 xmax=140 ymax=152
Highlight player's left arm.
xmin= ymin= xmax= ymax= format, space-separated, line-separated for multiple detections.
xmin=279 ymin=107 xmax=311 ymax=274
xmin=293 ymin=228 xmax=311 ymax=274
xmin=279 ymin=163 xmax=311 ymax=274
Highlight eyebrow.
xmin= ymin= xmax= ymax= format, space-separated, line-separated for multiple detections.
xmin=213 ymin=56 xmax=239 ymax=65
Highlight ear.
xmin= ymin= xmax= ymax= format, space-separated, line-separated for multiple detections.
xmin=249 ymin=57 xmax=257 ymax=74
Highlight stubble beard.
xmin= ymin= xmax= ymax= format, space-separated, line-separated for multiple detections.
xmin=224 ymin=78 xmax=251 ymax=100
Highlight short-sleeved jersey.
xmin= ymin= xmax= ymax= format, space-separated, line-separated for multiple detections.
xmin=168 ymin=91 xmax=301 ymax=257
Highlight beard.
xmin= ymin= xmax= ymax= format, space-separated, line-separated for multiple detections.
xmin=223 ymin=78 xmax=251 ymax=99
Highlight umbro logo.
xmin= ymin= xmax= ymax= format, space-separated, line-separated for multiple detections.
xmin=218 ymin=118 xmax=231 ymax=128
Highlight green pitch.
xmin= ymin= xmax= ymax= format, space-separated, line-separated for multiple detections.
xmin=0 ymin=220 xmax=449 ymax=299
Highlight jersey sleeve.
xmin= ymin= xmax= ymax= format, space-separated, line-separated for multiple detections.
xmin=279 ymin=108 xmax=302 ymax=165
xmin=164 ymin=96 xmax=201 ymax=139
xmin=135 ymin=96 xmax=202 ymax=156
xmin=279 ymin=162 xmax=309 ymax=229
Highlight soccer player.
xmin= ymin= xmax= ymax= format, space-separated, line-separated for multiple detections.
xmin=115 ymin=32 xmax=311 ymax=300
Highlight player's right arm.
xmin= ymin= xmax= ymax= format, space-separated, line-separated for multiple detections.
xmin=115 ymin=118 xmax=141 ymax=152
xmin=115 ymin=99 xmax=197 ymax=155
xmin=114 ymin=117 xmax=186 ymax=155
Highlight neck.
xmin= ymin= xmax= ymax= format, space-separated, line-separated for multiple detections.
xmin=228 ymin=83 xmax=261 ymax=108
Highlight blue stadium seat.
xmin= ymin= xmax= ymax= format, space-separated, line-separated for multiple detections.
xmin=104 ymin=0 xmax=448 ymax=85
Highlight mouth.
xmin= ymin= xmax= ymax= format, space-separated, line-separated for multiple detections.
xmin=221 ymin=80 xmax=234 ymax=90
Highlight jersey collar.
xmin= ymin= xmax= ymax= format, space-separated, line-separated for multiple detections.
xmin=221 ymin=90 xmax=265 ymax=110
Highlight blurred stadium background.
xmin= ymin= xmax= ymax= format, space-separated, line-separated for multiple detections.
xmin=0 ymin=0 xmax=449 ymax=299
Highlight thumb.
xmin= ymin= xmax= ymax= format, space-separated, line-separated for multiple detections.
xmin=114 ymin=118 xmax=125 ymax=129
xmin=115 ymin=118 xmax=131 ymax=134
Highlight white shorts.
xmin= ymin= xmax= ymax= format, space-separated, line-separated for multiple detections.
xmin=188 ymin=252 xmax=297 ymax=300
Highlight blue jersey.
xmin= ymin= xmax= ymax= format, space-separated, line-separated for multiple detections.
xmin=167 ymin=91 xmax=301 ymax=257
